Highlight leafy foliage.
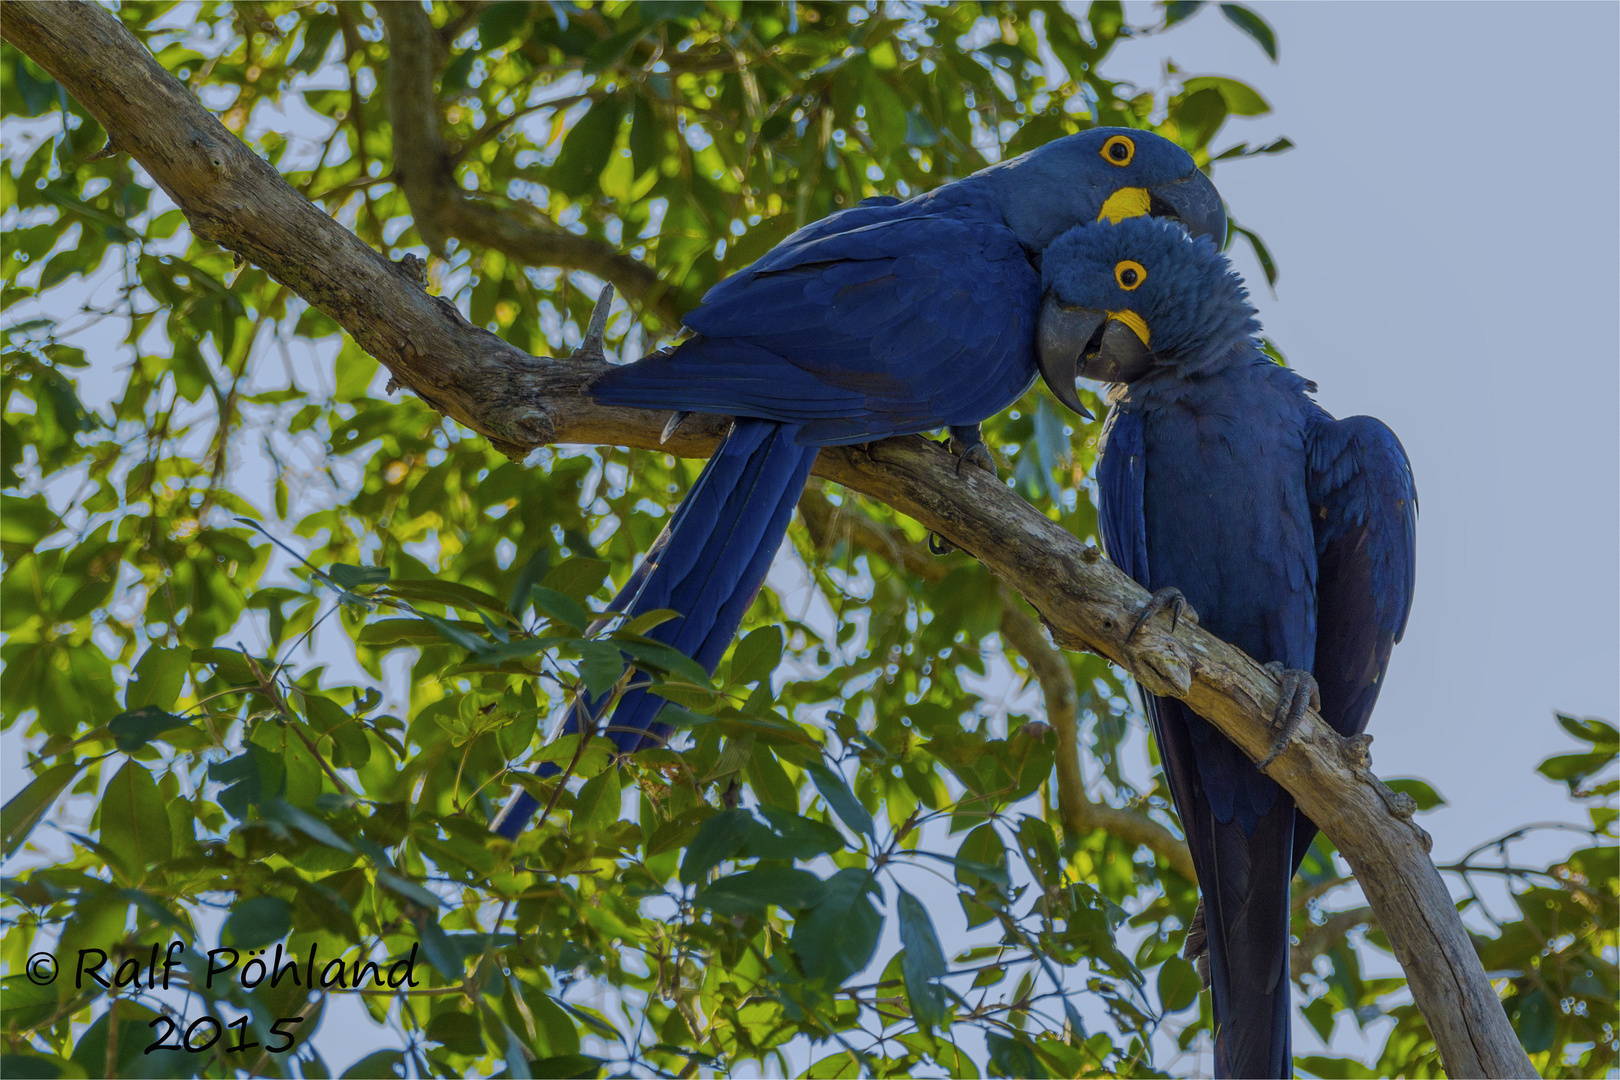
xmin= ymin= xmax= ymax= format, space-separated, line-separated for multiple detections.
xmin=1 ymin=2 xmax=1612 ymax=1077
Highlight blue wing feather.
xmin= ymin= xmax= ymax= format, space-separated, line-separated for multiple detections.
xmin=1305 ymin=412 xmax=1417 ymax=737
xmin=594 ymin=214 xmax=1039 ymax=446
xmin=1288 ymin=411 xmax=1417 ymax=872
xmin=1096 ymin=407 xmax=1148 ymax=584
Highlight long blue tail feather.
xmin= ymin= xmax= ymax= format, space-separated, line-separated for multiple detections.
xmin=491 ymin=419 xmax=816 ymax=840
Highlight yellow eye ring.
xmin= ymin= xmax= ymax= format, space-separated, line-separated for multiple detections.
xmin=1100 ymin=134 xmax=1135 ymax=166
xmin=1115 ymin=260 xmax=1147 ymax=290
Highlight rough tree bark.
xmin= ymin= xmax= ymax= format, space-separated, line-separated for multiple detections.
xmin=1 ymin=4 xmax=1535 ymax=1077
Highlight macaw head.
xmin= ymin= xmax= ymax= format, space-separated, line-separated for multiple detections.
xmin=984 ymin=127 xmax=1227 ymax=253
xmin=1035 ymin=217 xmax=1260 ymax=413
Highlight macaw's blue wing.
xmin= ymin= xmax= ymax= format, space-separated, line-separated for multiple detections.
xmin=591 ymin=214 xmax=1040 ymax=446
xmin=1292 ymin=413 xmax=1417 ymax=867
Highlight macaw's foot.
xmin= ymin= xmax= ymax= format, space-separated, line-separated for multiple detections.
xmin=1126 ymin=587 xmax=1188 ymax=644
xmin=929 ymin=426 xmax=998 ymax=555
xmin=1183 ymin=899 xmax=1212 ymax=989
xmin=1257 ymin=662 xmax=1322 ymax=770
xmin=948 ymin=424 xmax=999 ymax=478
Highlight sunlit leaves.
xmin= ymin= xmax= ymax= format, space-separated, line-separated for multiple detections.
xmin=97 ymin=760 xmax=172 ymax=883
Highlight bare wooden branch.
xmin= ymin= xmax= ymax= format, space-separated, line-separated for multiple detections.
xmin=2 ymin=5 xmax=1535 ymax=1076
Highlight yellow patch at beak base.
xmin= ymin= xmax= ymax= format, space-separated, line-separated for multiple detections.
xmin=1096 ymin=187 xmax=1152 ymax=224
xmin=1108 ymin=310 xmax=1151 ymax=346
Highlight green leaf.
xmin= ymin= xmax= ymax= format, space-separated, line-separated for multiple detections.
xmin=262 ymin=797 xmax=354 ymax=852
xmin=377 ymin=869 xmax=440 ymax=910
xmin=620 ymin=608 xmax=678 ymax=636
xmin=2 ymin=761 xmax=83 ymax=858
xmin=1220 ymin=3 xmax=1278 ymax=60
xmin=609 ymin=635 xmax=710 ymax=688
xmin=341 ymin=1051 xmax=406 ymax=1079
xmin=954 ymin=824 xmax=1010 ymax=889
xmin=533 ymin=734 xmax=616 ymax=778
xmin=478 ymin=1 xmax=535 ymax=49
xmin=1296 ymin=1056 xmax=1380 ymax=1080
xmin=542 ymin=558 xmax=611 ymax=603
xmin=727 ymin=625 xmax=782 ymax=687
xmin=0 ymin=494 xmax=61 ymax=547
xmin=898 ymin=889 xmax=949 ymax=1033
xmin=1156 ymin=956 xmax=1201 ymax=1013
xmin=754 ymin=806 xmax=846 ymax=861
xmin=108 ymin=705 xmax=191 ymax=753
xmin=1181 ymin=75 xmax=1270 ymax=116
xmin=1301 ymin=994 xmax=1336 ymax=1043
xmin=1514 ymin=989 xmax=1555 ymax=1053
xmin=330 ymin=562 xmax=390 ymax=589
xmin=223 ymin=895 xmax=292 ymax=950
xmin=550 ymin=98 xmax=626 ymax=199
xmin=501 ymin=1018 xmax=534 ymax=1080
xmin=572 ymin=765 xmax=621 ymax=832
xmin=1164 ymin=1 xmax=1204 ymax=27
xmin=695 ymin=867 xmax=825 ymax=916
xmin=792 ymin=868 xmax=882 ymax=987
xmin=290 ymin=13 xmax=340 ymax=74
xmin=98 ymin=760 xmax=172 ymax=881
xmin=124 ymin=645 xmax=191 ymax=710
xmin=904 ymin=109 xmax=939 ymax=148
xmin=210 ymin=745 xmax=280 ymax=819
xmin=386 ymin=577 xmax=511 ymax=615
xmin=1537 ymin=751 xmax=1616 ymax=792
xmin=419 ymin=921 xmax=465 ymax=982
xmin=679 ymin=808 xmax=756 ymax=886
xmin=578 ymin=641 xmax=624 ymax=698
xmin=533 ymin=586 xmax=589 ymax=632
xmin=986 ymin=1032 xmax=1046 ymax=1079
xmin=11 ymin=55 xmax=59 ymax=117
xmin=1004 ymin=114 xmax=1069 ymax=160
xmin=629 ymin=93 xmax=662 ymax=177
xmin=804 ymin=762 xmax=874 ymax=838
xmin=1557 ymin=713 xmax=1618 ymax=750
xmin=1379 ymin=776 xmax=1445 ymax=812
xmin=1231 ymin=221 xmax=1279 ymax=287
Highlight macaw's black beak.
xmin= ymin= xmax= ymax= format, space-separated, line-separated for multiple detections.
xmin=1037 ymin=297 xmax=1155 ymax=412
xmin=1149 ymin=169 xmax=1226 ymax=243
xmin=1036 ymin=301 xmax=1103 ymax=418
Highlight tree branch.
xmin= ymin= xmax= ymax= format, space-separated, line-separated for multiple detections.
xmin=3 ymin=5 xmax=1534 ymax=1076
xmin=795 ymin=489 xmax=1198 ymax=884
xmin=377 ymin=3 xmax=680 ymax=328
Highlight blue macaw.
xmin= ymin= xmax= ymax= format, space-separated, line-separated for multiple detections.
xmin=491 ymin=129 xmax=1226 ymax=839
xmin=1036 ymin=218 xmax=1417 ymax=1078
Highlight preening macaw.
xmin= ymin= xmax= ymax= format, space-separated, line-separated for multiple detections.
xmin=1037 ymin=217 xmax=1416 ymax=1079
xmin=491 ymin=128 xmax=1226 ymax=839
